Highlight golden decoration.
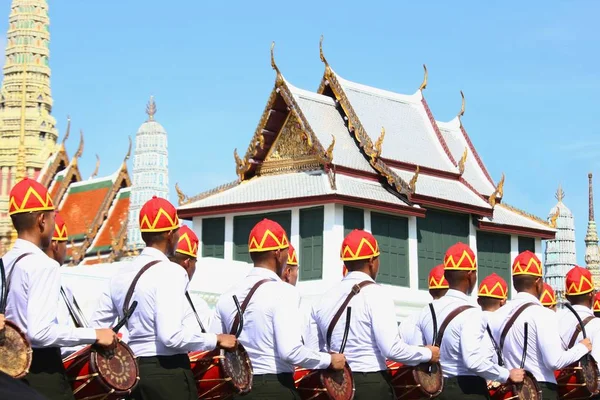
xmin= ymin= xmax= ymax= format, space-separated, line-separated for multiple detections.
xmin=550 ymin=207 xmax=560 ymax=228
xmin=123 ymin=135 xmax=132 ymax=164
xmin=458 ymin=147 xmax=468 ymax=175
xmin=270 ymin=41 xmax=283 ymax=85
xmin=74 ymin=130 xmax=84 ymax=160
xmin=409 ymin=166 xmax=420 ymax=192
xmin=458 ymin=90 xmax=465 ymax=118
xmin=488 ymin=173 xmax=505 ymax=207
xmin=499 ymin=203 xmax=553 ymax=228
xmin=258 ymin=134 xmax=265 ymax=150
xmin=175 ymin=182 xmax=188 ymax=206
xmin=60 ymin=116 xmax=71 ymax=147
xmin=90 ymin=154 xmax=100 ymax=179
xmin=374 ymin=126 xmax=385 ymax=159
xmin=419 ymin=64 xmax=428 ymax=91
xmin=555 ymin=184 xmax=565 ymax=202
xmin=319 ymin=35 xmax=330 ymax=67
xmin=325 ymin=135 xmax=336 ymax=162
xmin=234 ymin=148 xmax=246 ymax=181
xmin=497 ymin=173 xmax=505 ymax=198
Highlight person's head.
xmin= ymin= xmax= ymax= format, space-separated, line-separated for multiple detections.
xmin=248 ymin=219 xmax=289 ymax=277
xmin=340 ymin=230 xmax=380 ymax=280
xmin=593 ymin=292 xmax=600 ymax=317
xmin=170 ymin=225 xmax=199 ymax=280
xmin=139 ymin=196 xmax=180 ymax=256
xmin=44 ymin=212 xmax=68 ymax=265
xmin=9 ymin=177 xmax=56 ymax=249
xmin=540 ymin=282 xmax=558 ymax=311
xmin=565 ymin=266 xmax=595 ymax=309
xmin=282 ymin=244 xmax=299 ymax=286
xmin=428 ymin=264 xmax=449 ymax=299
xmin=512 ymin=251 xmax=544 ymax=298
xmin=443 ymin=242 xmax=477 ymax=295
xmin=477 ymin=273 xmax=508 ymax=312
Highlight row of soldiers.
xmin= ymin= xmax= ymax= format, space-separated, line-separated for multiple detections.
xmin=1 ymin=177 xmax=599 ymax=400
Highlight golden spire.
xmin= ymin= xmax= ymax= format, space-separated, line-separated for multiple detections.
xmin=146 ymin=95 xmax=156 ymax=121
xmin=419 ymin=64 xmax=428 ymax=91
xmin=458 ymin=90 xmax=465 ymax=118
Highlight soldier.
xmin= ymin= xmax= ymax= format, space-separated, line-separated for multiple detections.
xmin=594 ymin=292 xmax=600 ymax=318
xmin=312 ymin=229 xmax=439 ymax=400
xmin=214 ymin=219 xmax=345 ymax=399
xmin=400 ymin=264 xmax=448 ymax=345
xmin=2 ymin=177 xmax=116 ymax=400
xmin=416 ymin=242 xmax=524 ymax=399
xmin=477 ymin=273 xmax=508 ymax=368
xmin=487 ymin=251 xmax=592 ymax=399
xmin=557 ymin=266 xmax=600 ymax=365
xmin=540 ymin=283 xmax=558 ymax=311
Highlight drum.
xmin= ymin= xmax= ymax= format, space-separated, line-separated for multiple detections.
xmin=488 ymin=372 xmax=542 ymax=400
xmin=0 ymin=320 xmax=32 ymax=379
xmin=555 ymin=356 xmax=599 ymax=399
xmin=387 ymin=360 xmax=443 ymax=399
xmin=189 ymin=344 xmax=253 ymax=400
xmin=294 ymin=362 xmax=355 ymax=400
xmin=62 ymin=340 xmax=139 ymax=399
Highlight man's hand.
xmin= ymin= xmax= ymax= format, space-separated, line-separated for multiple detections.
xmin=508 ymin=368 xmax=525 ymax=383
xmin=217 ymin=334 xmax=238 ymax=350
xmin=424 ymin=345 xmax=440 ymax=363
xmin=0 ymin=314 xmax=5 ymax=331
xmin=95 ymin=329 xmax=117 ymax=349
xmin=579 ymin=338 xmax=593 ymax=352
xmin=329 ymin=353 xmax=346 ymax=370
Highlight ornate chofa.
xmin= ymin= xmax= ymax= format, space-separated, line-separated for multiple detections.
xmin=60 ymin=116 xmax=71 ymax=149
xmin=175 ymin=183 xmax=189 ymax=206
xmin=419 ymin=64 xmax=428 ymax=91
xmin=373 ymin=127 xmax=385 ymax=159
xmin=409 ymin=166 xmax=420 ymax=192
xmin=458 ymin=91 xmax=466 ymax=118
xmin=488 ymin=174 xmax=505 ymax=207
xmin=72 ymin=130 xmax=85 ymax=164
xmin=90 ymin=154 xmax=100 ymax=179
xmin=458 ymin=147 xmax=468 ymax=175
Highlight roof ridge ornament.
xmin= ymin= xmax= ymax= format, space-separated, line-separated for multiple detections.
xmin=175 ymin=182 xmax=189 ymax=206
xmin=146 ymin=95 xmax=157 ymax=121
xmin=458 ymin=90 xmax=466 ymax=119
xmin=550 ymin=206 xmax=560 ymax=228
xmin=374 ymin=127 xmax=385 ymax=159
xmin=419 ymin=64 xmax=428 ymax=91
xmin=325 ymin=134 xmax=336 ymax=162
xmin=270 ymin=41 xmax=283 ymax=85
xmin=319 ymin=35 xmax=330 ymax=68
xmin=409 ymin=166 xmax=420 ymax=193
xmin=458 ymin=147 xmax=468 ymax=175
xmin=234 ymin=148 xmax=246 ymax=181
xmin=60 ymin=115 xmax=71 ymax=148
xmin=123 ymin=136 xmax=132 ymax=166
xmin=72 ymin=130 xmax=84 ymax=165
xmin=488 ymin=173 xmax=505 ymax=207
xmin=90 ymin=154 xmax=100 ymax=179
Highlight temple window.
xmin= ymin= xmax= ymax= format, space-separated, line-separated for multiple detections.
xmin=372 ymin=211 xmax=409 ymax=287
xmin=202 ymin=217 xmax=225 ymax=259
xmin=343 ymin=206 xmax=364 ymax=235
xmin=477 ymin=231 xmax=512 ymax=297
xmin=299 ymin=207 xmax=324 ymax=281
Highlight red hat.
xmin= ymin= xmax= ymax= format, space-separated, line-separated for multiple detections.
xmin=52 ymin=212 xmax=68 ymax=241
xmin=248 ymin=219 xmax=289 ymax=252
xmin=512 ymin=251 xmax=543 ymax=277
xmin=429 ymin=264 xmax=449 ymax=289
xmin=139 ymin=196 xmax=180 ymax=233
xmin=287 ymin=244 xmax=298 ymax=266
xmin=340 ymin=229 xmax=380 ymax=261
xmin=540 ymin=283 xmax=557 ymax=307
xmin=9 ymin=177 xmax=54 ymax=215
xmin=478 ymin=273 xmax=508 ymax=299
xmin=444 ymin=242 xmax=476 ymax=271
xmin=176 ymin=225 xmax=198 ymax=258
xmin=566 ymin=266 xmax=594 ymax=296
xmin=593 ymin=292 xmax=600 ymax=312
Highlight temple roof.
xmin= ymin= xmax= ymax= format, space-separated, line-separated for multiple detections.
xmin=479 ymin=203 xmax=556 ymax=238
xmin=87 ymin=187 xmax=131 ymax=255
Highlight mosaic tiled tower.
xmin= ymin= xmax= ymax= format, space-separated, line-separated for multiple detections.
xmin=585 ymin=173 xmax=600 ymax=289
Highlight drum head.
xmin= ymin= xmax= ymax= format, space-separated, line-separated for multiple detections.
xmin=413 ymin=362 xmax=444 ymax=396
xmin=320 ymin=363 xmax=355 ymax=400
xmin=517 ymin=374 xmax=541 ymax=400
xmin=221 ymin=343 xmax=253 ymax=394
xmin=0 ymin=321 xmax=32 ymax=379
xmin=581 ymin=355 xmax=599 ymax=393
xmin=91 ymin=341 xmax=139 ymax=393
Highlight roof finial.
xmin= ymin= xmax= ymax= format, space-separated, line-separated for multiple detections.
xmin=175 ymin=183 xmax=188 ymax=206
xmin=60 ymin=116 xmax=71 ymax=148
xmin=124 ymin=136 xmax=132 ymax=164
xmin=374 ymin=126 xmax=385 ymax=158
xmin=409 ymin=166 xmax=420 ymax=192
xmin=458 ymin=90 xmax=465 ymax=118
xmin=146 ymin=95 xmax=157 ymax=121
xmin=589 ymin=172 xmax=595 ymax=222
xmin=319 ymin=35 xmax=330 ymax=67
xmin=555 ymin=184 xmax=565 ymax=202
xmin=74 ymin=130 xmax=84 ymax=159
xmin=90 ymin=154 xmax=100 ymax=179
xmin=270 ymin=42 xmax=280 ymax=74
xmin=419 ymin=64 xmax=428 ymax=91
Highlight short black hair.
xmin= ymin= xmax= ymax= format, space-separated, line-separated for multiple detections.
xmin=141 ymin=231 xmax=168 ymax=246
xmin=444 ymin=269 xmax=469 ymax=286
xmin=566 ymin=293 xmax=591 ymax=306
xmin=478 ymin=296 xmax=503 ymax=310
xmin=344 ymin=257 xmax=377 ymax=272
xmin=10 ymin=211 xmax=42 ymax=232
xmin=250 ymin=250 xmax=274 ymax=264
xmin=170 ymin=252 xmax=193 ymax=264
xmin=513 ymin=275 xmax=538 ymax=292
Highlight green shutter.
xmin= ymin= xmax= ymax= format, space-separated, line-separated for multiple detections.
xmin=417 ymin=210 xmax=470 ymax=290
xmin=477 ymin=231 xmax=512 ymax=297
xmin=343 ymin=207 xmax=364 ymax=236
xmin=233 ymin=211 xmax=292 ymax=262
xmin=202 ymin=218 xmax=225 ymax=259
xmin=371 ymin=212 xmax=409 ymax=286
xmin=518 ymin=236 xmax=535 ymax=254
xmin=300 ymin=207 xmax=324 ymax=281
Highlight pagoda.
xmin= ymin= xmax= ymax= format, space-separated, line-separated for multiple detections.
xmin=176 ymin=39 xmax=556 ymax=307
xmin=585 ymin=173 xmax=600 ymax=288
xmin=544 ymin=185 xmax=576 ymax=304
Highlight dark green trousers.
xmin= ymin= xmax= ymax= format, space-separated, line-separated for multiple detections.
xmin=438 ymin=376 xmax=490 ymax=400
xmin=21 ymin=347 xmax=74 ymax=400
xmin=538 ymin=382 xmax=558 ymax=400
xmin=133 ymin=354 xmax=197 ymax=400
xmin=352 ymin=371 xmax=394 ymax=400
xmin=234 ymin=373 xmax=300 ymax=400
xmin=1 ymin=370 xmax=48 ymax=400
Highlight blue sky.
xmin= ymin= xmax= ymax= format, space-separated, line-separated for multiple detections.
xmin=2 ymin=1 xmax=599 ymax=264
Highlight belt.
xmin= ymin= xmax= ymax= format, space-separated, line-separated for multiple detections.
xmin=136 ymin=354 xmax=191 ymax=369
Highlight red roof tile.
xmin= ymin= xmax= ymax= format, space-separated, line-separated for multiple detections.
xmin=60 ymin=179 xmax=113 ymax=238
xmin=90 ymin=189 xmax=130 ymax=251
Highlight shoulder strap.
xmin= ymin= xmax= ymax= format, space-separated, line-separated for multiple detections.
xmin=4 ymin=252 xmax=33 ymax=301
xmin=486 ymin=324 xmax=504 ymax=366
xmin=499 ymin=302 xmax=536 ymax=351
xmin=185 ymin=291 xmax=206 ymax=333
xmin=122 ymin=260 xmax=162 ymax=316
xmin=568 ymin=315 xmax=595 ymax=348
xmin=326 ymin=280 xmax=376 ymax=348
xmin=229 ymin=278 xmax=272 ymax=335
xmin=434 ymin=305 xmax=474 ymax=347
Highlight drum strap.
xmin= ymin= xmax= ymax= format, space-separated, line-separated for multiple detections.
xmin=499 ymin=302 xmax=536 ymax=352
xmin=3 ymin=252 xmax=33 ymax=306
xmin=122 ymin=260 xmax=162 ymax=317
xmin=568 ymin=315 xmax=595 ymax=348
xmin=433 ymin=305 xmax=474 ymax=347
xmin=486 ymin=325 xmax=504 ymax=366
xmin=326 ymin=280 xmax=376 ymax=348
xmin=229 ymin=278 xmax=273 ymax=335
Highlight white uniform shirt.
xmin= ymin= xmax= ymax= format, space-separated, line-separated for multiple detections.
xmin=487 ymin=292 xmax=589 ymax=383
xmin=58 ymin=285 xmax=87 ymax=357
xmin=416 ymin=289 xmax=510 ymax=382
xmin=214 ymin=267 xmax=331 ymax=375
xmin=300 ymin=300 xmax=319 ymax=349
xmin=1 ymin=239 xmax=96 ymax=348
xmin=311 ymin=271 xmax=432 ymax=373
xmin=482 ymin=310 xmax=500 ymax=365
xmin=399 ymin=311 xmax=421 ymax=345
xmin=90 ymin=247 xmax=217 ymax=357
xmin=557 ymin=304 xmax=600 ymax=362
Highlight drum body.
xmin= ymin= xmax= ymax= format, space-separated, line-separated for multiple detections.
xmin=189 ymin=343 xmax=253 ymax=400
xmin=555 ymin=356 xmax=599 ymax=399
xmin=294 ymin=362 xmax=355 ymax=400
xmin=0 ymin=320 xmax=32 ymax=379
xmin=387 ymin=360 xmax=443 ymax=399
xmin=63 ymin=341 xmax=139 ymax=400
xmin=488 ymin=372 xmax=542 ymax=400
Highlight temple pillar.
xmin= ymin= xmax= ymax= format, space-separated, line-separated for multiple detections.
xmin=408 ymin=216 xmax=419 ymax=290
